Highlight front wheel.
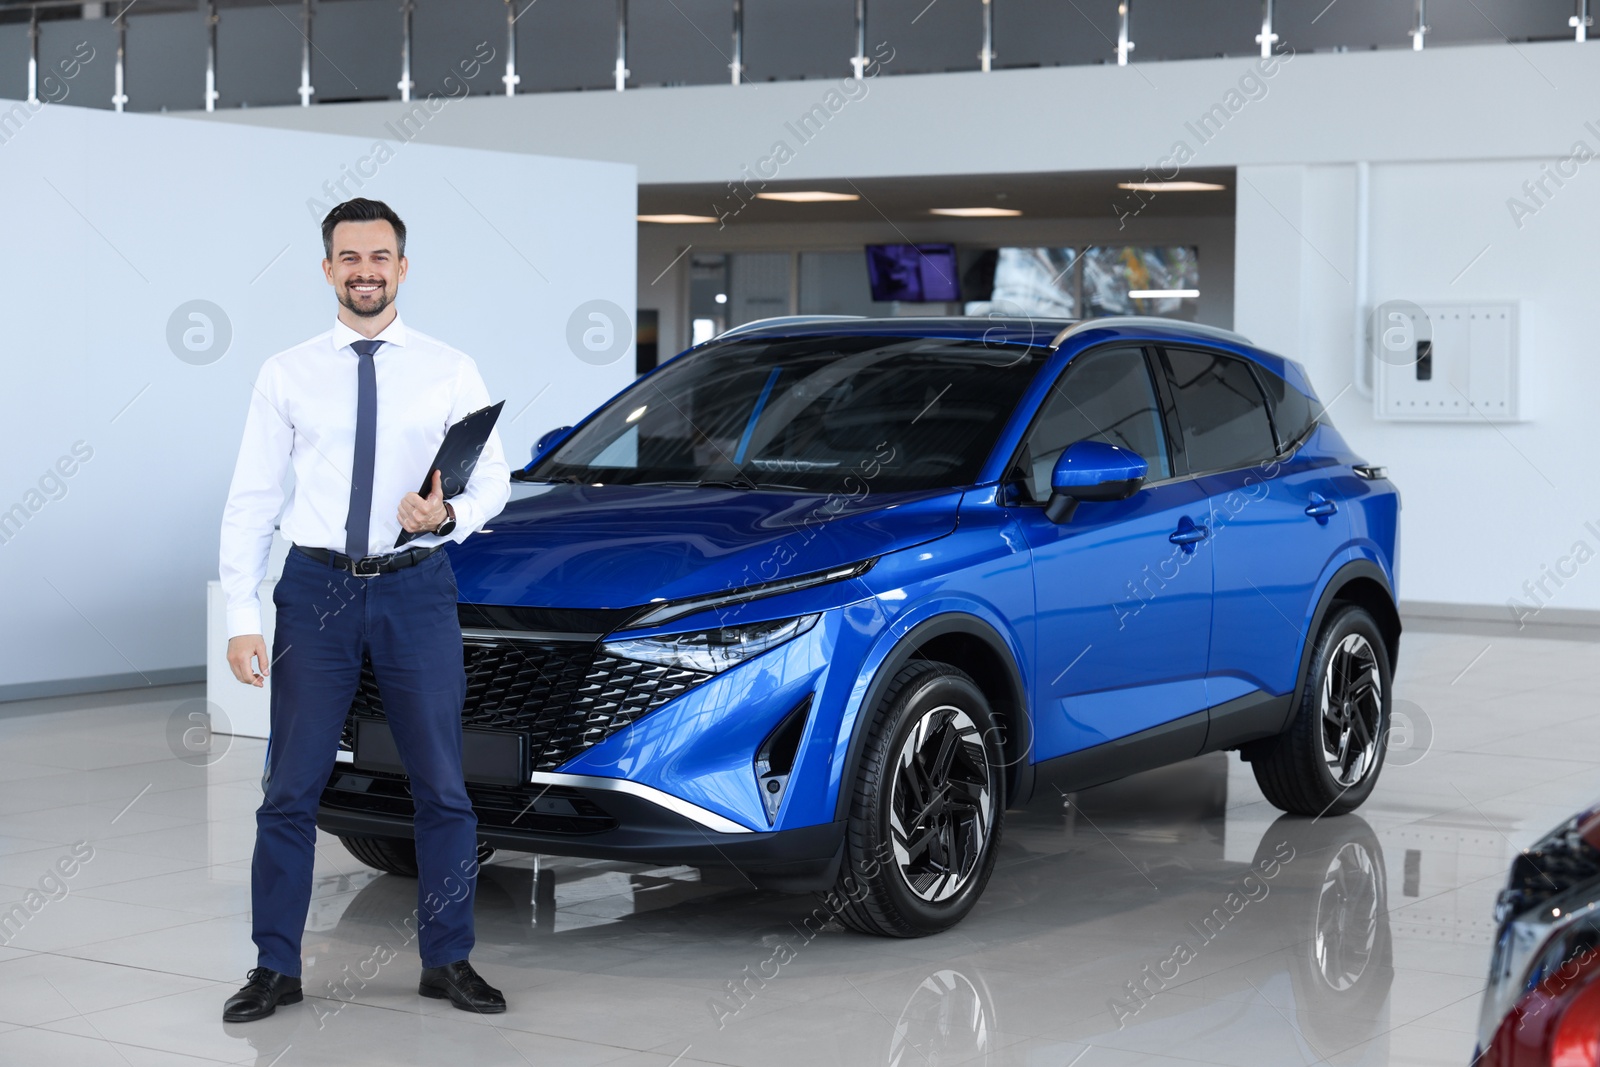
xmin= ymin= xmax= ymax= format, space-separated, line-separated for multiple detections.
xmin=340 ymin=834 xmax=419 ymax=876
xmin=340 ymin=835 xmax=496 ymax=877
xmin=828 ymin=661 xmax=1004 ymax=937
xmin=1251 ymin=604 xmax=1392 ymax=817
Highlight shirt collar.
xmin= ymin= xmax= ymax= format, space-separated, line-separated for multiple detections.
xmin=332 ymin=313 xmax=408 ymax=354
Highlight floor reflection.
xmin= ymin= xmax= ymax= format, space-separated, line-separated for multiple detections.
xmin=299 ymin=751 xmax=1397 ymax=1065
xmin=14 ymin=629 xmax=1584 ymax=1065
xmin=866 ymin=814 xmax=1396 ymax=1065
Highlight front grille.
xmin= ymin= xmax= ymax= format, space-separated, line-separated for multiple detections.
xmin=1499 ymin=827 xmax=1600 ymax=920
xmin=338 ymin=636 xmax=714 ymax=773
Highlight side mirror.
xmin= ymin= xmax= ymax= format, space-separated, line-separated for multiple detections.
xmin=511 ymin=426 xmax=574 ymax=482
xmin=1045 ymin=440 xmax=1148 ymax=524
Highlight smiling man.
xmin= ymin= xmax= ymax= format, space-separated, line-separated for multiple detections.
xmin=217 ymin=198 xmax=510 ymax=1022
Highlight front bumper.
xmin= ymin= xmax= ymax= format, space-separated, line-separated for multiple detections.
xmin=315 ymin=764 xmax=845 ymax=892
xmin=317 ymin=600 xmax=860 ymax=885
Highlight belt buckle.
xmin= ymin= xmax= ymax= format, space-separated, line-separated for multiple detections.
xmin=351 ymin=555 xmax=382 ymax=579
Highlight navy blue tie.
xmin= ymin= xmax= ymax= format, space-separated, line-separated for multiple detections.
xmin=344 ymin=339 xmax=383 ymax=560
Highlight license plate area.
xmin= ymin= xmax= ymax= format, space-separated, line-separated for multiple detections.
xmin=353 ymin=719 xmax=527 ymax=787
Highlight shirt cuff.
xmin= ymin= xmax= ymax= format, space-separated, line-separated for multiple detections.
xmin=227 ymin=603 xmax=264 ymax=640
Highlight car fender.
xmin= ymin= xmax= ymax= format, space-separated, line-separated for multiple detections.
xmin=1278 ymin=553 xmax=1400 ymax=736
xmin=829 ymin=596 xmax=1032 ymax=822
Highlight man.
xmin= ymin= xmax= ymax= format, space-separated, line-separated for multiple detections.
xmin=218 ymin=198 xmax=510 ymax=1022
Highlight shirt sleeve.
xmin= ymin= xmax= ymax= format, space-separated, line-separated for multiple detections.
xmin=219 ymin=360 xmax=293 ymax=638
xmin=445 ymin=356 xmax=510 ymax=540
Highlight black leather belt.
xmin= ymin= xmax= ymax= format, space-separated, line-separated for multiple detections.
xmin=293 ymin=543 xmax=442 ymax=578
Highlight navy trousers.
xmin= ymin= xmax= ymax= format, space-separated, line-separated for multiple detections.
xmin=252 ymin=546 xmax=478 ymax=976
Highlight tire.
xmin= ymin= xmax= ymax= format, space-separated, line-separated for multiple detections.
xmin=1251 ymin=604 xmax=1392 ymax=817
xmin=337 ymin=836 xmax=497 ymax=877
xmin=340 ymin=834 xmax=419 ymax=876
xmin=828 ymin=661 xmax=1005 ymax=937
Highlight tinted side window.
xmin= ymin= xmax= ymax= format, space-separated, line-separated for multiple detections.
xmin=1161 ymin=347 xmax=1276 ymax=473
xmin=1016 ymin=347 xmax=1170 ymax=503
xmin=1257 ymin=367 xmax=1320 ymax=452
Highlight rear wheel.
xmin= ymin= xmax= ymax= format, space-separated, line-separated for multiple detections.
xmin=829 ymin=661 xmax=1004 ymax=937
xmin=1251 ymin=604 xmax=1392 ymax=816
xmin=340 ymin=835 xmax=496 ymax=877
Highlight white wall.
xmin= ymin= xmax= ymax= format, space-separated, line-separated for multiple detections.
xmin=0 ymin=103 xmax=635 ymax=695
xmin=200 ymin=40 xmax=1600 ymax=618
xmin=1236 ymin=160 xmax=1600 ymax=613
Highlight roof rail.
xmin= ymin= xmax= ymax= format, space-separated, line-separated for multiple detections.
xmin=1049 ymin=316 xmax=1253 ymax=349
xmin=714 ymin=315 xmax=866 ymax=341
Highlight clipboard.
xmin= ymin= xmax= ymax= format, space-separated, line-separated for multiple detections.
xmin=395 ymin=400 xmax=505 ymax=547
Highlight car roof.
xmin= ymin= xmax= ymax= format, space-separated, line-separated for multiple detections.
xmin=715 ymin=314 xmax=1251 ymax=351
xmin=715 ymin=315 xmax=1072 ymax=348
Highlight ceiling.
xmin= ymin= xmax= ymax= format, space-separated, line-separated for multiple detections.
xmin=638 ymin=168 xmax=1237 ymax=227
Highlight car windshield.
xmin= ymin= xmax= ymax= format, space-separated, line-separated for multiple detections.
xmin=534 ymin=334 xmax=1051 ymax=493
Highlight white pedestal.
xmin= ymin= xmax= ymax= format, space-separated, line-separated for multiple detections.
xmin=205 ymin=534 xmax=289 ymax=739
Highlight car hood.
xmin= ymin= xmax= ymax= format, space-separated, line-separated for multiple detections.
xmin=445 ymin=482 xmax=963 ymax=609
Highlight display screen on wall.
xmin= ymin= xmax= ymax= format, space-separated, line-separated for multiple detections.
xmin=961 ymin=245 xmax=1199 ymax=321
xmin=864 ymin=243 xmax=962 ymax=302
xmin=1082 ymin=246 xmax=1199 ymax=319
xmin=965 ymin=247 xmax=1080 ymax=318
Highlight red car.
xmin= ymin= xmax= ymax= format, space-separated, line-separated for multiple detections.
xmin=1477 ymin=804 xmax=1600 ymax=1066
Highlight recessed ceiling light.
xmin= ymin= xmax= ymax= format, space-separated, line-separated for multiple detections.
xmin=928 ymin=207 xmax=1023 ymax=218
xmin=637 ymin=213 xmax=719 ymax=224
xmin=1128 ymin=289 xmax=1200 ymax=299
xmin=755 ymin=191 xmax=861 ymax=203
xmin=1116 ymin=181 xmax=1227 ymax=192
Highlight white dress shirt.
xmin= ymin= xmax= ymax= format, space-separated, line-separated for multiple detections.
xmin=219 ymin=314 xmax=510 ymax=639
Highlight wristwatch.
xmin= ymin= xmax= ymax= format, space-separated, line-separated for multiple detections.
xmin=433 ymin=502 xmax=457 ymax=537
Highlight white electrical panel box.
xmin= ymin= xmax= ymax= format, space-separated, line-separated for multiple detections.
xmin=1373 ymin=301 xmax=1518 ymax=421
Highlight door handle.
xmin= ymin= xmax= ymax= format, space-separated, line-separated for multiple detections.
xmin=1168 ymin=518 xmax=1208 ymax=553
xmin=1305 ymin=493 xmax=1339 ymax=523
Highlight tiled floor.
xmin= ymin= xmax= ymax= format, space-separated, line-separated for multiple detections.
xmin=1 ymin=627 xmax=1596 ymax=1066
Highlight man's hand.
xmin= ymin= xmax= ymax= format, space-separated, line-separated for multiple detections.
xmin=227 ymin=634 xmax=270 ymax=687
xmin=399 ymin=469 xmax=447 ymax=533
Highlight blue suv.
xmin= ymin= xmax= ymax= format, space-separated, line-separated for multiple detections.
xmin=318 ymin=315 xmax=1401 ymax=937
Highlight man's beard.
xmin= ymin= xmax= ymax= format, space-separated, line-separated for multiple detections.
xmin=338 ymin=284 xmax=392 ymax=319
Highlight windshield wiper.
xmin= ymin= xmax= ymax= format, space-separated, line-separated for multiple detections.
xmin=634 ymin=479 xmax=754 ymax=490
xmin=513 ymin=470 xmax=584 ymax=484
xmin=633 ymin=478 xmax=814 ymax=492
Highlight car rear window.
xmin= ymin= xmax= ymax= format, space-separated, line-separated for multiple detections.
xmin=1256 ymin=366 xmax=1321 ymax=452
xmin=1160 ymin=347 xmax=1278 ymax=474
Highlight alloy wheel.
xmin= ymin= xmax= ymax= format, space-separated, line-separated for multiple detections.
xmin=1319 ymin=633 xmax=1383 ymax=788
xmin=887 ymin=704 xmax=994 ymax=903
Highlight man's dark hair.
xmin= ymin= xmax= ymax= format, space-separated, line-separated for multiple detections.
xmin=321 ymin=198 xmax=407 ymax=259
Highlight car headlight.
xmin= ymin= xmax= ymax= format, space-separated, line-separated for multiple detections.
xmin=602 ymin=614 xmax=820 ymax=674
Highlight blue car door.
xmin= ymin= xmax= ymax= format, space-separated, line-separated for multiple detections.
xmin=1154 ymin=345 xmax=1349 ymax=718
xmin=1006 ymin=345 xmax=1214 ymax=765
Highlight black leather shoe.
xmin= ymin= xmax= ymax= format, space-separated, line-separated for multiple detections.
xmin=419 ymin=959 xmax=505 ymax=1014
xmin=223 ymin=967 xmax=303 ymax=1023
